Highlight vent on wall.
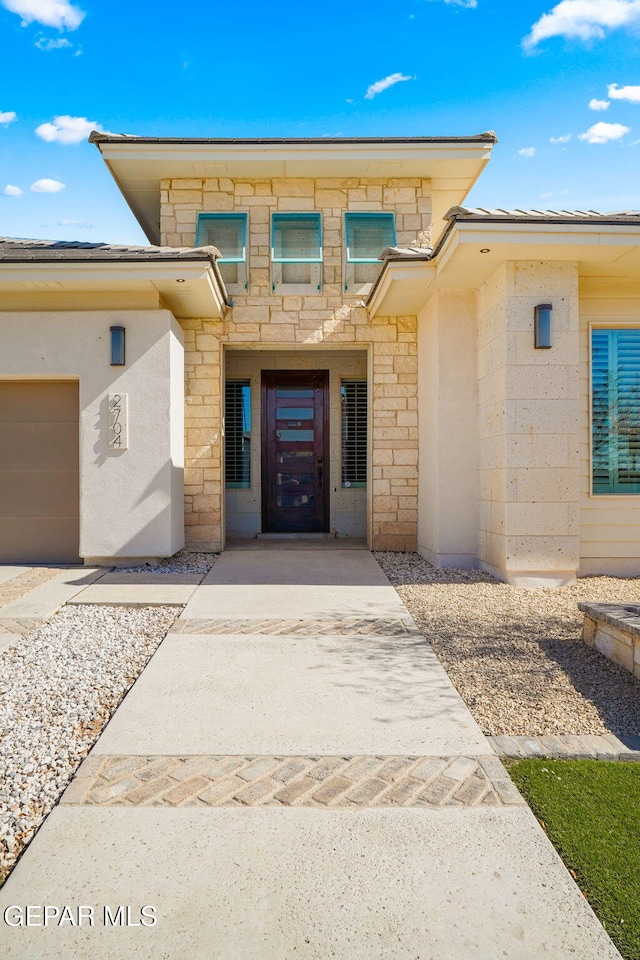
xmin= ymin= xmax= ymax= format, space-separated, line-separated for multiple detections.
xmin=341 ymin=380 xmax=367 ymax=487
xmin=225 ymin=380 xmax=251 ymax=488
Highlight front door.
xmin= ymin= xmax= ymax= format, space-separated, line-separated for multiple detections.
xmin=262 ymin=370 xmax=329 ymax=533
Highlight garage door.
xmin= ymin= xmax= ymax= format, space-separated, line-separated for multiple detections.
xmin=0 ymin=381 xmax=80 ymax=563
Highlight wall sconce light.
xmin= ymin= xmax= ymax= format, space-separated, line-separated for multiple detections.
xmin=534 ymin=304 xmax=552 ymax=349
xmin=110 ymin=325 xmax=126 ymax=366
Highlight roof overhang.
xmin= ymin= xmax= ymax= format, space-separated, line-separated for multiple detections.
xmin=368 ymin=219 xmax=640 ymax=316
xmin=90 ymin=134 xmax=497 ymax=245
xmin=0 ymin=258 xmax=228 ymax=318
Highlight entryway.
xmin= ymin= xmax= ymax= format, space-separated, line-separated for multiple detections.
xmin=224 ymin=349 xmax=368 ymax=542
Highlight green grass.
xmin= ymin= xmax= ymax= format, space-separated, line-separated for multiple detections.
xmin=508 ymin=759 xmax=640 ymax=960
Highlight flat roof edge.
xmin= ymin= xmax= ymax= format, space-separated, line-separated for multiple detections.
xmin=89 ymin=131 xmax=498 ymax=146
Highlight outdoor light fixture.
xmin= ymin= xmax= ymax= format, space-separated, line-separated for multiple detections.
xmin=480 ymin=248 xmax=490 ymax=254
xmin=534 ymin=304 xmax=552 ymax=349
xmin=110 ymin=325 xmax=126 ymax=366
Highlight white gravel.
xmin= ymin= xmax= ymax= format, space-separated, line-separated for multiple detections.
xmin=118 ymin=549 xmax=219 ymax=575
xmin=374 ymin=552 xmax=640 ymax=739
xmin=0 ymin=603 xmax=178 ymax=884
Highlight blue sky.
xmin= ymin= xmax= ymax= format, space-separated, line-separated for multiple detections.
xmin=1 ymin=0 xmax=640 ymax=244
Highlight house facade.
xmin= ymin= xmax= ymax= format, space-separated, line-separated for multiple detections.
xmin=1 ymin=132 xmax=640 ymax=587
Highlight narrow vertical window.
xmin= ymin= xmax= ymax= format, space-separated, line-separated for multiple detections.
xmin=225 ymin=380 xmax=251 ymax=488
xmin=592 ymin=328 xmax=640 ymax=494
xmin=196 ymin=213 xmax=248 ymax=291
xmin=341 ymin=380 xmax=367 ymax=487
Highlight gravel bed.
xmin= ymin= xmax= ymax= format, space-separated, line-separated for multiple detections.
xmin=0 ymin=603 xmax=178 ymax=885
xmin=374 ymin=552 xmax=640 ymax=738
xmin=118 ymin=549 xmax=219 ymax=575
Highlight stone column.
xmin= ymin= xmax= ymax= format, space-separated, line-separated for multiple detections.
xmin=477 ymin=262 xmax=580 ymax=587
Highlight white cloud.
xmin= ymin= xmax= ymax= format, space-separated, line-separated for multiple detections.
xmin=608 ymin=81 xmax=640 ymax=101
xmin=578 ymin=120 xmax=631 ymax=142
xmin=365 ymin=73 xmax=413 ymax=99
xmin=58 ymin=217 xmax=92 ymax=228
xmin=3 ymin=184 xmax=22 ymax=196
xmin=518 ymin=146 xmax=536 ymax=157
xmin=35 ymin=115 xmax=109 ymax=144
xmin=440 ymin=0 xmax=477 ymax=5
xmin=31 ymin=178 xmax=66 ymax=192
xmin=1 ymin=0 xmax=84 ymax=29
xmin=35 ymin=35 xmax=72 ymax=49
xmin=550 ymin=133 xmax=572 ymax=141
xmin=589 ymin=97 xmax=610 ymax=109
xmin=523 ymin=0 xmax=640 ymax=50
xmin=0 ymin=110 xmax=17 ymax=124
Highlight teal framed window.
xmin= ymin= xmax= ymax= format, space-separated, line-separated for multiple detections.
xmin=341 ymin=380 xmax=367 ymax=487
xmin=196 ymin=213 xmax=248 ymax=290
xmin=225 ymin=380 xmax=251 ymax=488
xmin=271 ymin=213 xmax=322 ymax=263
xmin=592 ymin=328 xmax=640 ymax=494
xmin=271 ymin=213 xmax=322 ymax=291
xmin=345 ymin=212 xmax=396 ymax=263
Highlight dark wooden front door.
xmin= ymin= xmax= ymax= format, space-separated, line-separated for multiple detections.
xmin=262 ymin=370 xmax=329 ymax=533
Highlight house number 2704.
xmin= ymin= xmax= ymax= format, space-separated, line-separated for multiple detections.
xmin=108 ymin=393 xmax=128 ymax=450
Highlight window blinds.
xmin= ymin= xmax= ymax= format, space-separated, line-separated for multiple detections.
xmin=341 ymin=381 xmax=367 ymax=485
xmin=592 ymin=328 xmax=640 ymax=494
xmin=225 ymin=381 xmax=251 ymax=488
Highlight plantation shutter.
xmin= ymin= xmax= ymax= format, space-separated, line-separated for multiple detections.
xmin=272 ymin=214 xmax=322 ymax=262
xmin=197 ymin=214 xmax=246 ymax=262
xmin=225 ymin=381 xmax=251 ymax=488
xmin=341 ymin=381 xmax=367 ymax=485
xmin=345 ymin=213 xmax=396 ymax=262
xmin=592 ymin=329 xmax=640 ymax=494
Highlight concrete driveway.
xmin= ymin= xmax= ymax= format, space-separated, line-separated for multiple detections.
xmin=0 ymin=546 xmax=621 ymax=959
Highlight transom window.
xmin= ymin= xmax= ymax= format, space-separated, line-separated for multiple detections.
xmin=592 ymin=328 xmax=640 ymax=494
xmin=196 ymin=213 xmax=248 ymax=292
xmin=271 ymin=213 xmax=322 ymax=292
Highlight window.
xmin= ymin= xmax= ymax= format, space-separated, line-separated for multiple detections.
xmin=344 ymin=212 xmax=396 ymax=291
xmin=341 ymin=380 xmax=367 ymax=487
xmin=197 ymin=213 xmax=248 ymax=292
xmin=271 ymin=213 xmax=322 ymax=292
xmin=592 ymin=328 xmax=640 ymax=494
xmin=225 ymin=380 xmax=251 ymax=488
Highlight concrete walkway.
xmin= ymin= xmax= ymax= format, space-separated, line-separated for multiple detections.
xmin=0 ymin=548 xmax=621 ymax=959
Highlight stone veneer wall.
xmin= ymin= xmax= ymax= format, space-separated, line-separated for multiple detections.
xmin=476 ymin=261 xmax=580 ymax=586
xmin=161 ymin=176 xmax=428 ymax=551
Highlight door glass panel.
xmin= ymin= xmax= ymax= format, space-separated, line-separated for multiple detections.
xmin=277 ymin=473 xmax=314 ymax=486
xmin=276 ymin=495 xmax=313 ymax=507
xmin=276 ymin=407 xmax=314 ymax=419
xmin=277 ymin=451 xmax=314 ymax=463
xmin=276 ymin=429 xmax=314 ymax=441
xmin=276 ymin=389 xmax=314 ymax=398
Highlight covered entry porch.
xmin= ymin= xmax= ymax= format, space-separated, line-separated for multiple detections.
xmin=223 ymin=348 xmax=369 ymax=543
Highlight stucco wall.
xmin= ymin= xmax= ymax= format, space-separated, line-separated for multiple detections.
xmin=224 ymin=350 xmax=367 ymax=538
xmin=0 ymin=309 xmax=184 ymax=561
xmin=167 ymin=175 xmax=422 ymax=551
xmin=417 ymin=292 xmax=478 ymax=567
xmin=579 ymin=278 xmax=640 ymax=576
xmin=477 ymin=262 xmax=580 ymax=586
